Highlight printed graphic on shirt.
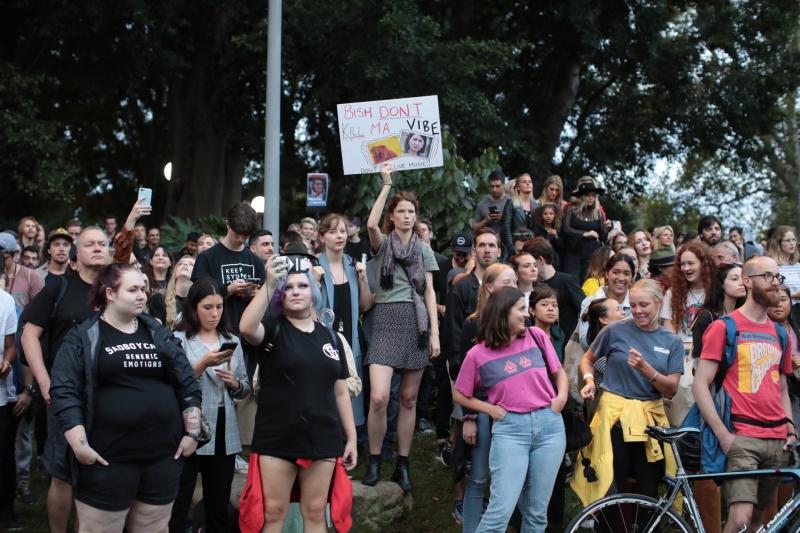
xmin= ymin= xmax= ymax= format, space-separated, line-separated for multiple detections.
xmin=680 ymin=303 xmax=702 ymax=340
xmin=478 ymin=346 xmax=545 ymax=389
xmin=736 ymin=331 xmax=782 ymax=394
xmin=220 ymin=263 xmax=256 ymax=286
xmin=322 ymin=343 xmax=340 ymax=361
xmin=104 ymin=341 xmax=163 ymax=369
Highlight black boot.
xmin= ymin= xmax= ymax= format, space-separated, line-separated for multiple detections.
xmin=391 ymin=455 xmax=413 ymax=492
xmin=361 ymin=454 xmax=382 ymax=486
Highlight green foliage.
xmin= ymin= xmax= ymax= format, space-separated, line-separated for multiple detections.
xmin=0 ymin=64 xmax=77 ymax=218
xmin=350 ymin=131 xmax=498 ymax=253
xmin=198 ymin=215 xmax=227 ymax=237
xmin=158 ymin=216 xmax=202 ymax=253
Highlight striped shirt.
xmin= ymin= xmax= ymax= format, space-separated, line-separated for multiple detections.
xmin=780 ymin=262 xmax=800 ymax=304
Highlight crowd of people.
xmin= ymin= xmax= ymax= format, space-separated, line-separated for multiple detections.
xmin=0 ymin=163 xmax=799 ymax=533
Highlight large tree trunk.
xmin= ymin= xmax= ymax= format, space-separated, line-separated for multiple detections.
xmin=222 ymin=152 xmax=244 ymax=213
xmin=179 ymin=129 xmax=228 ymax=219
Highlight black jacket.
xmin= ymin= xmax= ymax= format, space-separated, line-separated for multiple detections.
xmin=50 ymin=312 xmax=202 ymax=484
xmin=442 ymin=272 xmax=480 ymax=369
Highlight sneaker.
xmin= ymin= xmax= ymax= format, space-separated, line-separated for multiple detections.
xmin=234 ymin=455 xmax=249 ymax=474
xmin=434 ymin=441 xmax=451 ymax=466
xmin=17 ymin=482 xmax=37 ymax=505
xmin=417 ymin=418 xmax=434 ymax=436
xmin=1 ymin=509 xmax=22 ymax=531
xmin=452 ymin=500 xmax=464 ymax=524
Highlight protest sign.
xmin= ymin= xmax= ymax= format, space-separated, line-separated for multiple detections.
xmin=306 ymin=173 xmax=328 ymax=207
xmin=337 ymin=95 xmax=442 ymax=175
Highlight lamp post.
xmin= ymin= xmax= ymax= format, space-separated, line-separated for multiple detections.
xmin=263 ymin=0 xmax=282 ymax=233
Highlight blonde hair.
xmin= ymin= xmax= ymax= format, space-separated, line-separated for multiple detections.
xmin=469 ymin=264 xmax=514 ymax=321
xmin=569 ymin=176 xmax=602 ymax=219
xmin=537 ymin=175 xmax=564 ymax=206
xmin=197 ymin=234 xmax=217 ymax=247
xmin=766 ymin=226 xmax=800 ymax=266
xmin=164 ymin=255 xmax=195 ymax=330
xmin=505 ymin=179 xmax=517 ymax=197
xmin=630 ymin=278 xmax=664 ymax=303
xmin=653 ymin=225 xmax=675 ymax=252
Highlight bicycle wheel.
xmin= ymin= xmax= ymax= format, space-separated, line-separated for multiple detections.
xmin=564 ymin=493 xmax=693 ymax=533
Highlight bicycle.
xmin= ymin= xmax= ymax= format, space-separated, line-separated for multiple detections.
xmin=564 ymin=425 xmax=800 ymax=533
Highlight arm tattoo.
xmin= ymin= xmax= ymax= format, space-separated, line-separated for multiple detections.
xmin=79 ymin=435 xmax=87 ymax=446
xmin=182 ymin=407 xmax=200 ymax=432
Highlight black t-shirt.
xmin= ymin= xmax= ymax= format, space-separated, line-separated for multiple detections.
xmin=344 ymin=238 xmax=372 ymax=264
xmin=332 ymin=282 xmax=353 ymax=348
xmin=252 ymin=317 xmax=348 ymax=459
xmin=434 ymin=257 xmax=455 ymax=306
xmin=148 ymin=293 xmax=185 ymax=328
xmin=192 ymin=242 xmax=267 ymax=331
xmin=90 ymin=319 xmax=183 ymax=461
xmin=20 ymin=274 xmax=96 ymax=371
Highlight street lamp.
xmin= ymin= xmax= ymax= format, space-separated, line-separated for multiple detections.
xmin=252 ymin=196 xmax=265 ymax=214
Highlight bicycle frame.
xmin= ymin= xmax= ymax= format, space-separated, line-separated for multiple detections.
xmin=656 ymin=440 xmax=800 ymax=533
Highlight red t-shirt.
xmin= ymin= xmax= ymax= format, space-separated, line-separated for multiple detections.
xmin=700 ymin=310 xmax=793 ymax=439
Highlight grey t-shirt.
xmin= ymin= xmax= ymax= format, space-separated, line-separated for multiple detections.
xmin=473 ymin=195 xmax=510 ymax=236
xmin=590 ymin=318 xmax=684 ymax=400
xmin=373 ymin=234 xmax=438 ymax=304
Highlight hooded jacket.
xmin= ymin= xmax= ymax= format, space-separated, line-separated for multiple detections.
xmin=49 ymin=312 xmax=202 ymax=485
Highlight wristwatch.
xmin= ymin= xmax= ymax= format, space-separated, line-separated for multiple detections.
xmin=185 ymin=432 xmax=202 ymax=441
xmin=21 ymin=386 xmax=34 ymax=396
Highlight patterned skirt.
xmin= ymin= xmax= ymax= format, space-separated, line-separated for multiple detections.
xmin=365 ymin=302 xmax=429 ymax=370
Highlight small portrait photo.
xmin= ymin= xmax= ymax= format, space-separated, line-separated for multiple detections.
xmin=364 ymin=135 xmax=403 ymax=166
xmin=306 ymin=173 xmax=328 ymax=206
xmin=400 ymin=131 xmax=433 ymax=159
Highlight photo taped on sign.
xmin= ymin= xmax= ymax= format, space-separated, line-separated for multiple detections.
xmin=220 ymin=263 xmax=257 ymax=286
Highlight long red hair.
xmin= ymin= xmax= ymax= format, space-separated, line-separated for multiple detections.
xmin=668 ymin=241 xmax=717 ymax=325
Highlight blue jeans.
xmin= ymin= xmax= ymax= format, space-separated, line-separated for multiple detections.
xmin=463 ymin=413 xmax=492 ymax=533
xmin=477 ymin=408 xmax=566 ymax=533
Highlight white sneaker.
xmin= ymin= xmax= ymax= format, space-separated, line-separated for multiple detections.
xmin=235 ymin=455 xmax=249 ymax=473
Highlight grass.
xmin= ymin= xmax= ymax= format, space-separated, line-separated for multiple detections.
xmin=14 ymin=456 xmax=59 ymax=533
xmin=350 ymin=431 xmax=587 ymax=533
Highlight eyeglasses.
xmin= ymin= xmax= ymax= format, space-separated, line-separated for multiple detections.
xmin=747 ymin=272 xmax=786 ymax=284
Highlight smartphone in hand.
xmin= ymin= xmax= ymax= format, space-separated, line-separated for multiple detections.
xmin=138 ymin=188 xmax=153 ymax=207
xmin=220 ymin=342 xmax=237 ymax=352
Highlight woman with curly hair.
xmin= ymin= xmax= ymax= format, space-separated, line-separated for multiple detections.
xmin=766 ymin=226 xmax=800 ymax=304
xmin=148 ymin=255 xmax=194 ymax=329
xmin=361 ymin=163 xmax=439 ymax=492
xmin=660 ymin=241 xmax=717 ymax=342
xmin=627 ymin=229 xmax=653 ymax=280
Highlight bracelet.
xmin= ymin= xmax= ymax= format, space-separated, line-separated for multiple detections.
xmin=461 ymin=414 xmax=478 ymax=422
xmin=383 ymin=182 xmax=392 ymax=187
xmin=583 ymin=373 xmax=595 ymax=381
xmin=650 ymin=371 xmax=658 ymax=382
xmin=789 ymin=432 xmax=797 ymax=439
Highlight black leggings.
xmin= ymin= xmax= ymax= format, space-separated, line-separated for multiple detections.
xmin=610 ymin=425 xmax=664 ymax=498
xmin=169 ymin=407 xmax=236 ymax=533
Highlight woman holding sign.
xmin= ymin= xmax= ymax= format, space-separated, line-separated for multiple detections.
xmin=361 ymin=163 xmax=440 ymax=492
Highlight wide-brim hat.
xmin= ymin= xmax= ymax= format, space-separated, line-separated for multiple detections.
xmin=280 ymin=242 xmax=319 ymax=273
xmin=650 ymin=247 xmax=676 ymax=267
xmin=571 ymin=182 xmax=605 ymax=196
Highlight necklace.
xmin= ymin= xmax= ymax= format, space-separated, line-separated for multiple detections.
xmin=286 ymin=311 xmax=312 ymax=320
xmin=687 ymin=289 xmax=704 ymax=307
xmin=101 ymin=313 xmax=138 ymax=333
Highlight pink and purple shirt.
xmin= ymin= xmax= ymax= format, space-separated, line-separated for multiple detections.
xmin=454 ymin=327 xmax=561 ymax=413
